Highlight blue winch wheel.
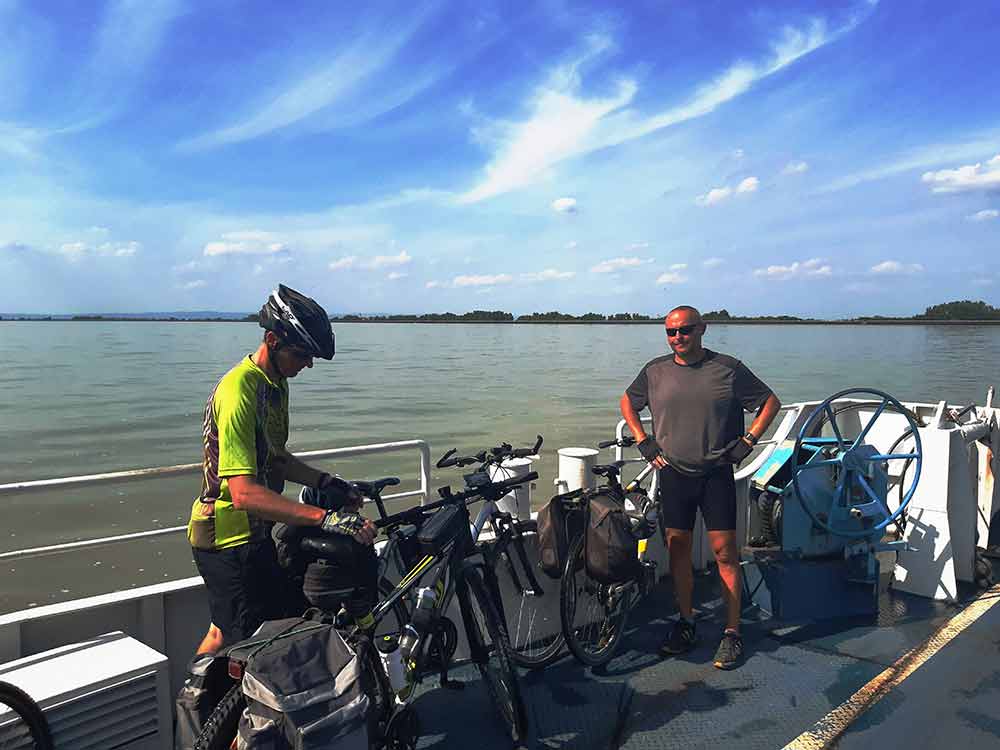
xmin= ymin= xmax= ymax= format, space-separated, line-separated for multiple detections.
xmin=792 ymin=387 xmax=923 ymax=539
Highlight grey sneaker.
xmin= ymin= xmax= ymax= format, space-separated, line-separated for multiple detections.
xmin=659 ymin=619 xmax=697 ymax=656
xmin=713 ymin=631 xmax=744 ymax=670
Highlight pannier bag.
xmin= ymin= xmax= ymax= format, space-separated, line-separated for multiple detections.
xmin=174 ymin=653 xmax=233 ymax=750
xmin=536 ymin=492 xmax=585 ymax=579
xmin=585 ymin=492 xmax=642 ymax=584
xmin=229 ymin=618 xmax=369 ymax=750
xmin=416 ymin=504 xmax=472 ymax=557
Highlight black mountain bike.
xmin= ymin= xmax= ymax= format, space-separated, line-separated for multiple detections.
xmin=435 ymin=436 xmax=564 ymax=670
xmin=559 ymin=436 xmax=659 ymax=668
xmin=0 ymin=681 xmax=54 ymax=750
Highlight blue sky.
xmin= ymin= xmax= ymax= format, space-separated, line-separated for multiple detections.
xmin=1 ymin=0 xmax=998 ymax=317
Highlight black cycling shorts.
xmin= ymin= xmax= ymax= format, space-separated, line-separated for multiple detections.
xmin=657 ymin=464 xmax=737 ymax=532
xmin=192 ymin=539 xmax=299 ymax=644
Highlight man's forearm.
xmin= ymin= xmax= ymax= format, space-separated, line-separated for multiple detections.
xmin=230 ymin=477 xmax=325 ymax=525
xmin=619 ymin=393 xmax=649 ymax=441
xmin=748 ymin=393 xmax=782 ymax=440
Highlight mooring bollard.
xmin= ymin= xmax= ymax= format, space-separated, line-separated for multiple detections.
xmin=489 ymin=457 xmax=535 ymax=520
xmin=554 ymin=447 xmax=599 ymax=494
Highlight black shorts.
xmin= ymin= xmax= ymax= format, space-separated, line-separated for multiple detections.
xmin=192 ymin=539 xmax=301 ymax=644
xmin=657 ymin=464 xmax=737 ymax=532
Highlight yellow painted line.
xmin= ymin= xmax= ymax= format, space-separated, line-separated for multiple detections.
xmin=784 ymin=583 xmax=1000 ymax=750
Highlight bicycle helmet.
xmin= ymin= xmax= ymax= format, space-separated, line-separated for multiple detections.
xmin=259 ymin=284 xmax=335 ymax=359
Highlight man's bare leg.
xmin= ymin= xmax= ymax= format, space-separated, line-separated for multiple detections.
xmin=708 ymin=530 xmax=741 ymax=632
xmin=666 ymin=529 xmax=695 ymax=618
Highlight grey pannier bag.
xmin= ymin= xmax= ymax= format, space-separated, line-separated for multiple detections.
xmin=229 ymin=618 xmax=369 ymax=750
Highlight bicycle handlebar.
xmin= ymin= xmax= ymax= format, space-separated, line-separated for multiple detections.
xmin=372 ymin=471 xmax=539 ymax=530
xmin=436 ymin=436 xmax=543 ymax=468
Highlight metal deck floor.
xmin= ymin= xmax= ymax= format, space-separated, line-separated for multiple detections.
xmin=407 ymin=574 xmax=998 ymax=749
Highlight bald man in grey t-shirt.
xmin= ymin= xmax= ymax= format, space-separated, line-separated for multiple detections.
xmin=620 ymin=305 xmax=781 ymax=669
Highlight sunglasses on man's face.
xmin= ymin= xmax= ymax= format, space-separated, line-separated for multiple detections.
xmin=286 ymin=347 xmax=314 ymax=360
xmin=665 ymin=325 xmax=698 ymax=337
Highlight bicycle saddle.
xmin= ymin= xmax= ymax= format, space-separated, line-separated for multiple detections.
xmin=351 ymin=477 xmax=400 ymax=497
xmin=591 ymin=461 xmax=626 ymax=478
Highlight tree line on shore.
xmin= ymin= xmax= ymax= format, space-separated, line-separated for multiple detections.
xmin=3 ymin=300 xmax=999 ymax=323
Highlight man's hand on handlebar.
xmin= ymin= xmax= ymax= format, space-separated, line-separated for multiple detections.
xmin=320 ymin=509 xmax=378 ymax=545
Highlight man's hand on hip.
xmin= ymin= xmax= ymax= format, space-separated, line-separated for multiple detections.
xmin=638 ymin=437 xmax=669 ymax=469
xmin=722 ymin=435 xmax=755 ymax=466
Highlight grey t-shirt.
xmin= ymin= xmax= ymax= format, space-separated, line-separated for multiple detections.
xmin=626 ymin=349 xmax=773 ymax=475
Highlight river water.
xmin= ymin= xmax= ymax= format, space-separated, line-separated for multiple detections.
xmin=2 ymin=321 xmax=998 ymax=612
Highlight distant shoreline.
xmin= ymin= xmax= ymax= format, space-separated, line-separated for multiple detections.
xmin=4 ymin=317 xmax=1000 ymax=326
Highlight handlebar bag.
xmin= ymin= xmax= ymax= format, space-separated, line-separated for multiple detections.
xmin=585 ymin=491 xmax=642 ymax=584
xmin=416 ymin=504 xmax=472 ymax=557
xmin=229 ymin=618 xmax=370 ymax=750
xmin=536 ymin=493 xmax=585 ymax=579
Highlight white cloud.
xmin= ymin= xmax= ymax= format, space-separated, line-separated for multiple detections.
xmin=59 ymin=241 xmax=87 ymax=259
xmin=329 ymin=256 xmax=358 ymax=270
xmin=521 ymin=268 xmax=576 ymax=282
xmin=57 ymin=238 xmax=140 ymax=260
xmin=368 ymin=250 xmax=412 ymax=269
xmin=182 ymin=279 xmax=206 ymax=290
xmin=968 ymin=209 xmax=999 ymax=222
xmin=696 ymin=186 xmax=732 ymax=206
xmin=102 ymin=241 xmax=140 ymax=257
xmin=656 ymin=272 xmax=687 ymax=285
xmin=782 ymin=160 xmax=809 ymax=175
xmin=172 ymin=260 xmax=202 ymax=273
xmin=425 ymin=280 xmax=443 ymax=289
xmin=551 ymin=197 xmax=578 ymax=213
xmin=629 ymin=242 xmax=650 ymax=250
xmin=703 ymin=257 xmax=724 ymax=268
xmin=565 ymin=241 xmax=578 ymax=250
xmin=669 ymin=263 xmax=688 ymax=271
xmin=460 ymin=17 xmax=850 ymax=202
xmin=204 ymin=231 xmax=289 ymax=257
xmin=753 ymin=258 xmax=832 ymax=281
xmin=453 ymin=273 xmax=514 ymax=287
xmin=922 ymin=154 xmax=1000 ymax=194
xmin=177 ymin=13 xmax=437 ymax=151
xmin=870 ymin=260 xmax=924 ymax=275
xmin=386 ymin=271 xmax=407 ymax=280
xmin=736 ymin=176 xmax=759 ymax=193
xmin=590 ymin=257 xmax=652 ymax=273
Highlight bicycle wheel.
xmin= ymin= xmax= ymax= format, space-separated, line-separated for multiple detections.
xmin=560 ymin=533 xmax=632 ymax=668
xmin=457 ymin=565 xmax=528 ymax=744
xmin=193 ymin=683 xmax=244 ymax=750
xmin=491 ymin=520 xmax=565 ymax=669
xmin=0 ymin=681 xmax=53 ymax=750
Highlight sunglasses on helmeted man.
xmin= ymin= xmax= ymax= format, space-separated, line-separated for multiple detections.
xmin=666 ymin=325 xmax=698 ymax=337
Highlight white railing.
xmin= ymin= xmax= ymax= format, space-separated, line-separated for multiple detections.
xmin=0 ymin=439 xmax=432 ymax=562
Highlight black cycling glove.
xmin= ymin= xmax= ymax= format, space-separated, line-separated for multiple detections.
xmin=312 ymin=473 xmax=362 ymax=511
xmin=722 ymin=436 xmax=754 ymax=465
xmin=637 ymin=437 xmax=663 ymax=463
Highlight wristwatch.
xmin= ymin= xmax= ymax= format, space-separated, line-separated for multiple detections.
xmin=743 ymin=432 xmax=759 ymax=445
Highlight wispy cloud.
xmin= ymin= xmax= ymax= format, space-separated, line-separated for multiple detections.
xmin=204 ymin=231 xmax=290 ymax=257
xmin=329 ymin=250 xmax=411 ymax=271
xmin=656 ymin=271 xmax=687 ymax=284
xmin=57 ymin=238 xmax=142 ymax=261
xmin=782 ymin=160 xmax=809 ymax=175
xmin=870 ymin=260 xmax=924 ymax=275
xmin=182 ymin=279 xmax=207 ymax=290
xmin=551 ymin=197 xmax=578 ymax=213
xmin=590 ymin=256 xmax=652 ymax=273
xmin=703 ymin=257 xmax=724 ymax=268
xmin=922 ymin=154 xmax=1000 ymax=194
xmin=968 ymin=209 xmax=999 ymax=222
xmin=177 ymin=12 xmax=437 ymax=151
xmin=521 ymin=268 xmax=575 ymax=282
xmin=386 ymin=271 xmax=407 ymax=280
xmin=453 ymin=273 xmax=514 ymax=287
xmin=753 ymin=258 xmax=832 ymax=281
xmin=460 ymin=16 xmax=853 ymax=203
xmin=697 ymin=176 xmax=758 ymax=205
xmin=329 ymin=256 xmax=358 ymax=271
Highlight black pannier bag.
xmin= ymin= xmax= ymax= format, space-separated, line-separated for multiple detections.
xmin=416 ymin=504 xmax=472 ymax=557
xmin=536 ymin=492 xmax=585 ymax=579
xmin=585 ymin=492 xmax=642 ymax=584
xmin=228 ymin=618 xmax=369 ymax=749
xmin=174 ymin=653 xmax=233 ymax=750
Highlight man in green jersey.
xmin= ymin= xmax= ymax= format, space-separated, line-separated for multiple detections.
xmin=187 ymin=285 xmax=376 ymax=654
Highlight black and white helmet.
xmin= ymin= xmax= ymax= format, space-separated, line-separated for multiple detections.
xmin=259 ymin=285 xmax=335 ymax=360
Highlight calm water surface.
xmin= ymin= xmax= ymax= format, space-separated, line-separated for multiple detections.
xmin=2 ymin=321 xmax=998 ymax=612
